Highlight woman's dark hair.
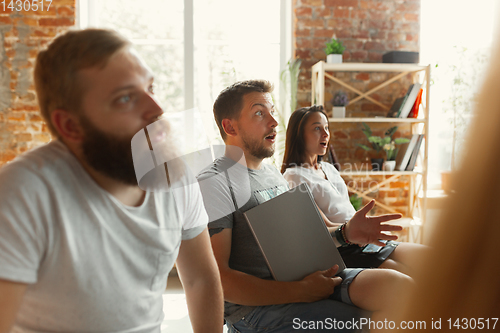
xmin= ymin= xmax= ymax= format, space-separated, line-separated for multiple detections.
xmin=281 ymin=105 xmax=329 ymax=173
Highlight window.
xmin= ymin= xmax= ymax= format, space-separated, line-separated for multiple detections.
xmin=420 ymin=0 xmax=499 ymax=188
xmin=79 ymin=0 xmax=292 ymax=146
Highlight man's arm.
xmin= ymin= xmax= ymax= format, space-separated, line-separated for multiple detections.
xmin=210 ymin=228 xmax=341 ymax=306
xmin=0 ymin=279 xmax=27 ymax=333
xmin=175 ymin=228 xmax=224 ymax=333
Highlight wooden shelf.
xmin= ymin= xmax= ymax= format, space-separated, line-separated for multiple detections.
xmin=316 ymin=62 xmax=428 ymax=73
xmin=328 ymin=117 xmax=425 ymax=123
xmin=311 ymin=61 xmax=431 ymax=244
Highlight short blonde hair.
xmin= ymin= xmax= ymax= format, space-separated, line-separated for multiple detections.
xmin=34 ymin=29 xmax=130 ymax=136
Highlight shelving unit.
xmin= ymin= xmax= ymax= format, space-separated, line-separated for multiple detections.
xmin=311 ymin=61 xmax=431 ymax=243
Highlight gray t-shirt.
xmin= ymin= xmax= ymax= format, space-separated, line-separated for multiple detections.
xmin=197 ymin=156 xmax=289 ymax=323
xmin=0 ymin=140 xmax=208 ymax=333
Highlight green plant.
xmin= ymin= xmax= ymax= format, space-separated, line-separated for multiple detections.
xmin=357 ymin=123 xmax=409 ymax=159
xmin=349 ymin=194 xmax=362 ymax=211
xmin=269 ymin=58 xmax=302 ymax=170
xmin=325 ymin=38 xmax=345 ymax=55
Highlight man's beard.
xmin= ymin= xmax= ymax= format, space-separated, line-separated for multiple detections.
xmin=240 ymin=131 xmax=275 ymax=160
xmin=80 ymin=116 xmax=139 ymax=185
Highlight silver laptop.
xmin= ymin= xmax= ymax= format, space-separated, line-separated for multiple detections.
xmin=243 ymin=183 xmax=346 ymax=282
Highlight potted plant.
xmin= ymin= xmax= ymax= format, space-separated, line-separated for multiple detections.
xmin=357 ymin=123 xmax=409 ymax=171
xmin=382 ymin=136 xmax=409 ymax=171
xmin=331 ymin=90 xmax=348 ymax=118
xmin=325 ymin=37 xmax=345 ymax=64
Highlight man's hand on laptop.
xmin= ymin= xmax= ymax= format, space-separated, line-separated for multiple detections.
xmin=298 ymin=265 xmax=342 ymax=303
xmin=345 ymin=200 xmax=403 ymax=246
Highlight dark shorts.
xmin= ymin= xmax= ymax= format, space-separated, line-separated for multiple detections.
xmin=338 ymin=241 xmax=399 ymax=268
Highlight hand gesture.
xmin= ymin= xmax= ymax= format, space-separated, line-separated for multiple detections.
xmin=345 ymin=200 xmax=403 ymax=246
xmin=298 ymin=266 xmax=342 ymax=303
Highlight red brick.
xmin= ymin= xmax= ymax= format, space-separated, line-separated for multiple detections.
xmin=332 ymin=8 xmax=350 ymax=18
xmin=351 ymin=9 xmax=368 ymax=19
xmin=33 ymin=29 xmax=57 ymax=37
xmin=12 ymin=105 xmax=39 ymax=112
xmin=39 ymin=17 xmax=74 ymax=27
xmin=327 ymin=18 xmax=352 ymax=29
xmin=295 ymin=7 xmax=312 ymax=17
xmin=360 ymin=0 xmax=391 ymax=11
xmin=57 ymin=6 xmax=75 ymax=17
xmin=301 ymin=0 xmax=322 ymax=6
xmin=406 ymin=33 xmax=418 ymax=42
xmin=404 ymin=13 xmax=419 ymax=22
xmin=312 ymin=38 xmax=330 ymax=49
xmin=14 ymin=17 xmax=38 ymax=26
xmin=5 ymin=48 xmax=15 ymax=58
xmin=30 ymin=114 xmax=44 ymax=122
xmin=295 ymin=28 xmax=311 ymax=37
xmin=22 ymin=5 xmax=57 ymax=16
xmin=325 ymin=0 xmax=358 ymax=7
xmin=30 ymin=123 xmax=41 ymax=131
xmin=295 ymin=49 xmax=311 ymax=59
xmin=355 ymin=73 xmax=370 ymax=81
xmin=369 ymin=11 xmax=387 ymax=21
xmin=302 ymin=18 xmax=325 ymax=28
xmin=314 ymin=28 xmax=334 ymax=38
xmin=295 ymin=38 xmax=312 ymax=49
xmin=395 ymin=2 xmax=420 ymax=12
xmin=336 ymin=29 xmax=352 ymax=38
xmin=56 ymin=0 xmax=76 ymax=5
xmin=365 ymin=19 xmax=394 ymax=30
xmin=0 ymin=151 xmax=17 ymax=164
xmin=315 ymin=7 xmax=331 ymax=18
xmin=343 ymin=40 xmax=364 ymax=50
xmin=333 ymin=131 xmax=348 ymax=139
xmin=0 ymin=16 xmax=12 ymax=24
xmin=7 ymin=123 xmax=28 ymax=132
xmin=34 ymin=133 xmax=51 ymax=143
xmin=350 ymin=50 xmax=368 ymax=61
xmin=364 ymin=41 xmax=385 ymax=51
xmin=352 ymin=29 xmax=369 ymax=39
xmin=15 ymin=133 xmax=32 ymax=142
xmin=388 ymin=32 xmax=405 ymax=42
xmin=313 ymin=49 xmax=326 ymax=59
xmin=369 ymin=30 xmax=387 ymax=40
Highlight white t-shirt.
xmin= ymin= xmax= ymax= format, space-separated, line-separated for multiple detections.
xmin=0 ymin=141 xmax=208 ymax=333
xmin=283 ymin=162 xmax=355 ymax=224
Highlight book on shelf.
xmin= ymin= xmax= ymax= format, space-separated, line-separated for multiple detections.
xmin=327 ymin=144 xmax=341 ymax=171
xmin=396 ymin=83 xmax=422 ymax=118
xmin=395 ymin=134 xmax=420 ymax=171
xmin=386 ymin=97 xmax=405 ymax=118
xmin=408 ymin=88 xmax=423 ymax=118
xmin=405 ymin=134 xmax=424 ymax=171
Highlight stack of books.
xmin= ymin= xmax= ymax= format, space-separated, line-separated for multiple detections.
xmin=394 ymin=134 xmax=424 ymax=171
xmin=387 ymin=83 xmax=423 ymax=118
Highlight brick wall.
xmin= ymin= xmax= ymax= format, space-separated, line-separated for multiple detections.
xmin=293 ymin=0 xmax=421 ymax=215
xmin=0 ymin=0 xmax=76 ymax=167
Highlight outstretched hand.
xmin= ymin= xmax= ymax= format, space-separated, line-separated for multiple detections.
xmin=345 ymin=200 xmax=403 ymax=246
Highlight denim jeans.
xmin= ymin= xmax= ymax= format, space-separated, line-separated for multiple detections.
xmin=226 ymin=300 xmax=368 ymax=332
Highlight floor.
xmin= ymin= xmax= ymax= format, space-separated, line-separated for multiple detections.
xmin=161 ymin=273 xmax=228 ymax=333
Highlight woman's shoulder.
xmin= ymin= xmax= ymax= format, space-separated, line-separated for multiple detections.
xmin=283 ymin=166 xmax=310 ymax=182
xmin=320 ymin=161 xmax=339 ymax=174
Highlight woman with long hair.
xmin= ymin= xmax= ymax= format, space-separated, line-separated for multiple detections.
xmin=282 ymin=105 xmax=423 ymax=274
